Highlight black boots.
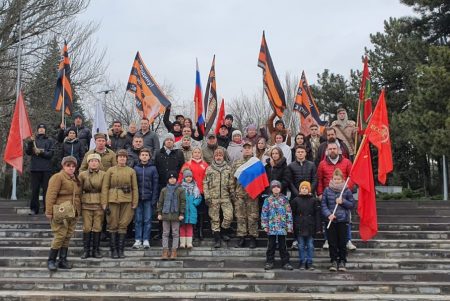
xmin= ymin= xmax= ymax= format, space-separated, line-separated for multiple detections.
xmin=81 ymin=232 xmax=91 ymax=259
xmin=92 ymin=232 xmax=103 ymax=258
xmin=58 ymin=247 xmax=72 ymax=269
xmin=235 ymin=237 xmax=245 ymax=248
xmin=47 ymin=248 xmax=59 ymax=272
xmin=110 ymin=232 xmax=119 ymax=259
xmin=248 ymin=237 xmax=257 ymax=249
xmin=221 ymin=227 xmax=231 ymax=241
xmin=118 ymin=233 xmax=126 ymax=258
xmin=196 ymin=214 xmax=204 ymax=241
xmin=213 ymin=231 xmax=221 ymax=248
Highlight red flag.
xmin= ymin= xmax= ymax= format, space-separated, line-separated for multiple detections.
xmin=351 ymin=137 xmax=377 ymax=241
xmin=365 ymin=89 xmax=393 ymax=184
xmin=3 ymin=92 xmax=33 ymax=174
xmin=358 ymin=56 xmax=372 ymax=132
xmin=214 ymin=98 xmax=225 ymax=135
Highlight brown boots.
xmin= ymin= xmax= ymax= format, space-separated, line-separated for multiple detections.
xmin=161 ymin=248 xmax=177 ymax=260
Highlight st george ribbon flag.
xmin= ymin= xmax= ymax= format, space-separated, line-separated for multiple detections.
xmin=52 ymin=41 xmax=73 ymax=115
xmin=258 ymin=31 xmax=286 ymax=118
xmin=89 ymin=101 xmax=108 ymax=150
xmin=194 ymin=58 xmax=205 ymax=136
xmin=350 ymin=137 xmax=377 ymax=241
xmin=3 ymin=91 xmax=32 ymax=174
xmin=293 ymin=71 xmax=326 ymax=136
xmin=234 ymin=157 xmax=269 ymax=199
xmin=203 ymin=55 xmax=217 ymax=136
xmin=126 ymin=51 xmax=171 ymax=123
xmin=364 ymin=89 xmax=393 ymax=184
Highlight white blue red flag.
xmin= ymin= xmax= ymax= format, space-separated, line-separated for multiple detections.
xmin=194 ymin=58 xmax=205 ymax=136
xmin=234 ymin=157 xmax=269 ymax=199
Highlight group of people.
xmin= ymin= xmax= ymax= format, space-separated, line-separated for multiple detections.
xmin=27 ymin=107 xmax=359 ymax=273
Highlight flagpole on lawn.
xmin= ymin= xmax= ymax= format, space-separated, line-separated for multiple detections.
xmin=11 ymin=7 xmax=23 ymax=201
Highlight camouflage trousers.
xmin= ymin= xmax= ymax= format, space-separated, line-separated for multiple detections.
xmin=51 ymin=217 xmax=78 ymax=249
xmin=234 ymin=196 xmax=259 ymax=238
xmin=208 ymin=198 xmax=233 ymax=232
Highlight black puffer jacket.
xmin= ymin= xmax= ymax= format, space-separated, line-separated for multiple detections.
xmin=264 ymin=157 xmax=289 ymax=194
xmin=25 ymin=134 xmax=54 ymax=172
xmin=108 ymin=129 xmax=129 ymax=152
xmin=154 ymin=147 xmax=185 ymax=186
xmin=62 ymin=137 xmax=85 ymax=167
xmin=58 ymin=125 xmax=92 ymax=152
xmin=286 ymin=159 xmax=317 ymax=196
xmin=290 ymin=194 xmax=321 ymax=237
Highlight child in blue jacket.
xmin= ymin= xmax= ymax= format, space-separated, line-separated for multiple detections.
xmin=133 ymin=148 xmax=159 ymax=249
xmin=321 ymin=168 xmax=354 ymax=272
xmin=261 ymin=180 xmax=294 ymax=271
xmin=180 ymin=169 xmax=202 ymax=248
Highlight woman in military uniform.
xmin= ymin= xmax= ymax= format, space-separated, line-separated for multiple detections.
xmin=45 ymin=156 xmax=81 ymax=272
xmin=79 ymin=153 xmax=106 ymax=259
xmin=102 ymin=149 xmax=139 ymax=258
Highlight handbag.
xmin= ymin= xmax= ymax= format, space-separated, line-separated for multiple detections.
xmin=53 ymin=182 xmax=76 ymax=222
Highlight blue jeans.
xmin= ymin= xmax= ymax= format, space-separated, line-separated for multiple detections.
xmin=298 ymin=236 xmax=314 ymax=264
xmin=135 ymin=200 xmax=152 ymax=241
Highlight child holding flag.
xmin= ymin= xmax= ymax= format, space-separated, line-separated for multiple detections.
xmin=321 ymin=168 xmax=354 ymax=272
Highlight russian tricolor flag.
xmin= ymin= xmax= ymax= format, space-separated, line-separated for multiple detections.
xmin=234 ymin=157 xmax=269 ymax=199
xmin=194 ymin=58 xmax=205 ymax=136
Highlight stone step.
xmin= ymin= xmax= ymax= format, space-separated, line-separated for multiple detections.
xmin=1 ymin=228 xmax=448 ymax=240
xmin=1 ymin=237 xmax=448 ymax=250
xmin=3 ymin=256 xmax=450 ymax=270
xmin=0 ymin=267 xmax=449 ymax=282
xmin=1 ymin=291 xmax=450 ymax=301
xmin=1 ymin=246 xmax=450 ymax=259
xmin=0 ymin=277 xmax=448 ymax=295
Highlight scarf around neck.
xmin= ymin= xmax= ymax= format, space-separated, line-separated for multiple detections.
xmin=329 ymin=179 xmax=345 ymax=193
xmin=181 ymin=180 xmax=200 ymax=198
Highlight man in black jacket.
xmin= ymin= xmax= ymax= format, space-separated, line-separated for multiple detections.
xmin=315 ymin=127 xmax=350 ymax=166
xmin=286 ymin=145 xmax=317 ymax=197
xmin=25 ymin=124 xmax=55 ymax=215
xmin=108 ymin=121 xmax=128 ymax=151
xmin=58 ymin=112 xmax=92 ymax=153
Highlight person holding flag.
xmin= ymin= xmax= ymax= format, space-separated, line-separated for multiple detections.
xmin=58 ymin=113 xmax=91 ymax=153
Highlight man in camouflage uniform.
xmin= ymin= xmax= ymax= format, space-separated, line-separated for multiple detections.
xmin=231 ymin=141 xmax=259 ymax=249
xmin=203 ymin=148 xmax=234 ymax=248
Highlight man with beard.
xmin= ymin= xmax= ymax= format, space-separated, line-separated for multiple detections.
xmin=331 ymin=108 xmax=358 ymax=160
xmin=108 ymin=121 xmax=128 ymax=152
xmin=202 ymin=133 xmax=230 ymax=165
xmin=315 ymin=127 xmax=350 ymax=166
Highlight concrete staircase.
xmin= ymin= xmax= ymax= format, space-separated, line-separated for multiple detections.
xmin=0 ymin=199 xmax=449 ymax=300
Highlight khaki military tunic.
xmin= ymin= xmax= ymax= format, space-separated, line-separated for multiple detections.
xmin=79 ymin=148 xmax=117 ymax=172
xmin=79 ymin=169 xmax=106 ymax=233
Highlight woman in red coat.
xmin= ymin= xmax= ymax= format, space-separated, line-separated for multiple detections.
xmin=178 ymin=147 xmax=209 ymax=240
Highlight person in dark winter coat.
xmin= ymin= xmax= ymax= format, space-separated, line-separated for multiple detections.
xmin=179 ymin=169 xmax=202 ymax=249
xmin=107 ymin=121 xmax=129 ymax=152
xmin=155 ymin=133 xmax=185 ymax=188
xmin=61 ymin=128 xmax=85 ymax=168
xmin=291 ymin=133 xmax=312 ymax=162
xmin=138 ymin=117 xmax=160 ymax=159
xmin=25 ymin=124 xmax=55 ymax=214
xmin=217 ymin=124 xmax=231 ymax=149
xmin=264 ymin=146 xmax=289 ymax=195
xmin=127 ymin=135 xmax=144 ymax=168
xmin=286 ymin=145 xmax=317 ymax=197
xmin=58 ymin=112 xmax=92 ymax=153
xmin=315 ymin=128 xmax=350 ymax=166
xmin=132 ymin=148 xmax=159 ymax=249
xmin=321 ymin=168 xmax=354 ymax=272
xmin=125 ymin=122 xmax=138 ymax=148
xmin=290 ymin=181 xmax=321 ymax=270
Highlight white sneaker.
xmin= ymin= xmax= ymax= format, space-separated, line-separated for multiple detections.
xmin=132 ymin=240 xmax=142 ymax=249
xmin=291 ymin=240 xmax=298 ymax=249
xmin=143 ymin=240 xmax=150 ymax=249
xmin=322 ymin=240 xmax=329 ymax=249
xmin=347 ymin=241 xmax=357 ymax=250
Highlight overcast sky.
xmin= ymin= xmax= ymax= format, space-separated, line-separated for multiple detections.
xmin=80 ymin=0 xmax=415 ymax=104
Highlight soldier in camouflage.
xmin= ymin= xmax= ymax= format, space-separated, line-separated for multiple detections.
xmin=231 ymin=141 xmax=260 ymax=249
xmin=203 ymin=148 xmax=234 ymax=248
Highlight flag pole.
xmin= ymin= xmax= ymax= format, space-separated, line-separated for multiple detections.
xmin=354 ymin=97 xmax=361 ymax=153
xmin=11 ymin=6 xmax=23 ymax=201
xmin=326 ymin=176 xmax=351 ymax=229
xmin=61 ymin=68 xmax=65 ymax=127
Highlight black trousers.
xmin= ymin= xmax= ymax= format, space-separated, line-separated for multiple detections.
xmin=30 ymin=171 xmax=51 ymax=213
xmin=328 ymin=222 xmax=348 ymax=263
xmin=266 ymin=235 xmax=290 ymax=265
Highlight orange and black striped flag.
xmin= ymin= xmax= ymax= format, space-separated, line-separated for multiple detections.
xmin=204 ymin=55 xmax=217 ymax=136
xmin=52 ymin=41 xmax=73 ymax=115
xmin=126 ymin=51 xmax=171 ymax=123
xmin=258 ymin=31 xmax=286 ymax=118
